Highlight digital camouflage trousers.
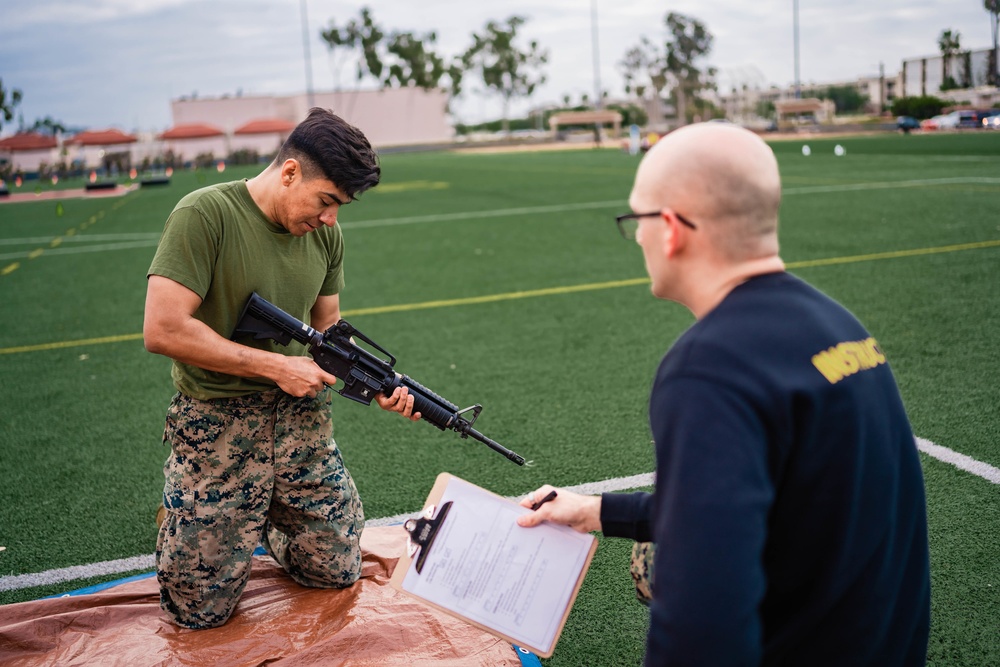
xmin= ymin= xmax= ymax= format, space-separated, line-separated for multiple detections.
xmin=156 ymin=387 xmax=364 ymax=629
xmin=630 ymin=541 xmax=655 ymax=606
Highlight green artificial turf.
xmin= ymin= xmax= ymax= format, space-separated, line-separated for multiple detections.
xmin=1 ymin=132 xmax=998 ymax=665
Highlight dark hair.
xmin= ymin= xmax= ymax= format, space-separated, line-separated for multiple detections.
xmin=275 ymin=108 xmax=380 ymax=198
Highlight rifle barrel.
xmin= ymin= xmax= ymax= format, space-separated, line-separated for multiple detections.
xmin=468 ymin=429 xmax=526 ymax=466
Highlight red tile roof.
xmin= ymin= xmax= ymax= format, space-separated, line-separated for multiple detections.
xmin=159 ymin=123 xmax=225 ymax=140
xmin=234 ymin=118 xmax=296 ymax=135
xmin=0 ymin=132 xmax=58 ymax=151
xmin=68 ymin=129 xmax=137 ymax=145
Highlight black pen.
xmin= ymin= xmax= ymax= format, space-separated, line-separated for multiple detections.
xmin=530 ymin=490 xmax=558 ymax=511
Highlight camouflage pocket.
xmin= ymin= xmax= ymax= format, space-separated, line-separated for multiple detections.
xmin=161 ymin=474 xmax=195 ymax=519
xmin=630 ymin=541 xmax=655 ymax=606
xmin=156 ymin=476 xmax=203 ymax=596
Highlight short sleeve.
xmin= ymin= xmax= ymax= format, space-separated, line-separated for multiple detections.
xmin=147 ymin=206 xmax=220 ymax=299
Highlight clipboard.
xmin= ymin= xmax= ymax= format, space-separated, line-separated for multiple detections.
xmin=389 ymin=473 xmax=597 ymax=658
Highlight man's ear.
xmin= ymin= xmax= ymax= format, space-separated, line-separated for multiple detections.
xmin=279 ymin=159 xmax=300 ymax=186
xmin=662 ymin=210 xmax=686 ymax=258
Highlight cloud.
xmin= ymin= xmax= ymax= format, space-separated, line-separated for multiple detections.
xmin=0 ymin=0 xmax=994 ymax=131
xmin=6 ymin=0 xmax=196 ymax=30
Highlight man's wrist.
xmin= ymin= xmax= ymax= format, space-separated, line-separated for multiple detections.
xmin=584 ymin=495 xmax=603 ymax=533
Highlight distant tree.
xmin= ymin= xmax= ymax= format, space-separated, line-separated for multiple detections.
xmin=938 ymin=29 xmax=963 ymax=90
xmin=321 ymin=7 xmax=386 ymax=87
xmin=462 ymin=16 xmax=548 ymax=135
xmin=891 ymin=95 xmax=948 ymax=119
xmin=454 ymin=115 xmax=538 ymax=135
xmin=619 ymin=45 xmax=647 ymax=99
xmin=606 ymin=102 xmax=648 ymax=127
xmin=30 ymin=116 xmax=67 ymax=136
xmin=226 ymin=148 xmax=260 ymax=166
xmin=193 ymin=152 xmax=215 ymax=170
xmin=620 ymin=13 xmax=715 ymax=127
xmin=0 ymin=78 xmax=24 ymax=132
xmin=618 ymin=40 xmax=668 ymax=127
xmin=817 ymin=85 xmax=868 ymax=113
xmin=103 ymin=150 xmax=131 ymax=174
xmin=756 ymin=100 xmax=776 ymax=119
xmin=987 ymin=0 xmax=1000 ymax=86
xmin=321 ymin=8 xmax=462 ymax=94
xmin=384 ymin=30 xmax=464 ymax=95
xmin=663 ymin=12 xmax=716 ymax=126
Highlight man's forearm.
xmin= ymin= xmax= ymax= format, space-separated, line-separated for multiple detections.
xmin=600 ymin=491 xmax=654 ymax=542
xmin=144 ymin=313 xmax=285 ymax=381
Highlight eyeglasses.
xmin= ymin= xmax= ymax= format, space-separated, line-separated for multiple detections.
xmin=615 ymin=210 xmax=697 ymax=240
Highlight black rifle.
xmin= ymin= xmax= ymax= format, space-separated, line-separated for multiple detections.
xmin=232 ymin=292 xmax=525 ymax=466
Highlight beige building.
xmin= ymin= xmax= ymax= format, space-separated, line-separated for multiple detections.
xmin=902 ymin=47 xmax=998 ymax=97
xmin=65 ymin=129 xmax=138 ymax=171
xmin=774 ymin=98 xmax=837 ymax=123
xmin=714 ymin=72 xmax=903 ymax=126
xmin=0 ymin=133 xmax=59 ymax=174
xmin=2 ymin=86 xmax=453 ymax=174
xmin=164 ymin=87 xmax=453 ymax=162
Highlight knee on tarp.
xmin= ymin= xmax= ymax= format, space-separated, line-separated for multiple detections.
xmin=1 ymin=526 xmax=542 ymax=667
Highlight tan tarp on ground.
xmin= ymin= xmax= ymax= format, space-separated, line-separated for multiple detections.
xmin=0 ymin=526 xmax=523 ymax=666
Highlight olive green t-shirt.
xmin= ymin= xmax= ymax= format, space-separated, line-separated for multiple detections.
xmin=147 ymin=179 xmax=345 ymax=399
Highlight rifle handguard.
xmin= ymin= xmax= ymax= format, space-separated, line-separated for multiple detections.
xmin=233 ymin=292 xmax=525 ymax=466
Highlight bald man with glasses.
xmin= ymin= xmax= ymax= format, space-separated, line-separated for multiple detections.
xmin=519 ymin=123 xmax=930 ymax=666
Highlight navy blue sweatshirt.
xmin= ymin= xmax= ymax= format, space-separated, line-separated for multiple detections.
xmin=601 ymin=272 xmax=929 ymax=667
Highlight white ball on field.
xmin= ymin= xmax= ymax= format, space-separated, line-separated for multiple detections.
xmin=802 ymin=145 xmax=811 ymax=156
xmin=834 ymin=144 xmax=846 ymax=156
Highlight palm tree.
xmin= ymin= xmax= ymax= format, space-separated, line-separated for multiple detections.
xmin=986 ymin=0 xmax=1000 ymax=86
xmin=0 ymin=78 xmax=23 ymax=132
xmin=937 ymin=30 xmax=962 ymax=90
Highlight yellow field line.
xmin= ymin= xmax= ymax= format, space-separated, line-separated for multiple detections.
xmin=341 ymin=277 xmax=651 ymax=317
xmin=0 ymin=333 xmax=146 ymax=355
xmin=785 ymin=239 xmax=1000 ymax=269
xmin=1 ymin=199 xmax=128 ymax=279
xmin=2 ymin=239 xmax=998 ymax=356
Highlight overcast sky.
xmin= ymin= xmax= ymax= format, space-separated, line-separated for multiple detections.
xmin=0 ymin=0 xmax=993 ymax=134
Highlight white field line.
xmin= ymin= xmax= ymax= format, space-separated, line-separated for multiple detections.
xmin=915 ymin=437 xmax=1000 ymax=483
xmin=782 ymin=176 xmax=1000 ymax=195
xmin=3 ymin=177 xmax=998 ymax=260
xmin=0 ymin=233 xmax=161 ymax=246
xmin=338 ymin=199 xmax=623 ymax=229
xmin=0 ymin=240 xmax=160 ymax=261
xmin=364 ymin=472 xmax=657 ymax=529
xmin=0 ymin=555 xmax=158 ymax=593
xmin=1 ymin=437 xmax=996 ymax=594
xmin=0 ymin=473 xmax=657 ymax=593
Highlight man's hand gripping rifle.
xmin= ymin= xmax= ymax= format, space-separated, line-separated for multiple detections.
xmin=232 ymin=292 xmax=525 ymax=466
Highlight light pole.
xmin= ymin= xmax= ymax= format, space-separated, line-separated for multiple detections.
xmin=591 ymin=0 xmax=603 ymax=144
xmin=591 ymin=0 xmax=602 ymax=109
xmin=793 ymin=0 xmax=801 ymax=99
xmin=300 ymin=0 xmax=315 ymax=108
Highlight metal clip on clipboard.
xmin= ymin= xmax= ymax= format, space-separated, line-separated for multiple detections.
xmin=403 ymin=501 xmax=453 ymax=574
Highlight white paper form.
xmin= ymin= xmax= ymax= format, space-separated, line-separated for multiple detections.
xmin=400 ymin=476 xmax=595 ymax=655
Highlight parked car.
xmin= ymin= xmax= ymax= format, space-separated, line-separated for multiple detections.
xmin=982 ymin=111 xmax=1000 ymax=129
xmin=955 ymin=110 xmax=980 ymax=128
xmin=896 ymin=116 xmax=920 ymax=133
xmin=922 ymin=113 xmax=961 ymax=131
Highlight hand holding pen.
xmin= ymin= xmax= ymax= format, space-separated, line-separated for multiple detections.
xmin=530 ymin=489 xmax=558 ymax=510
xmin=516 ymin=485 xmax=604 ymax=533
